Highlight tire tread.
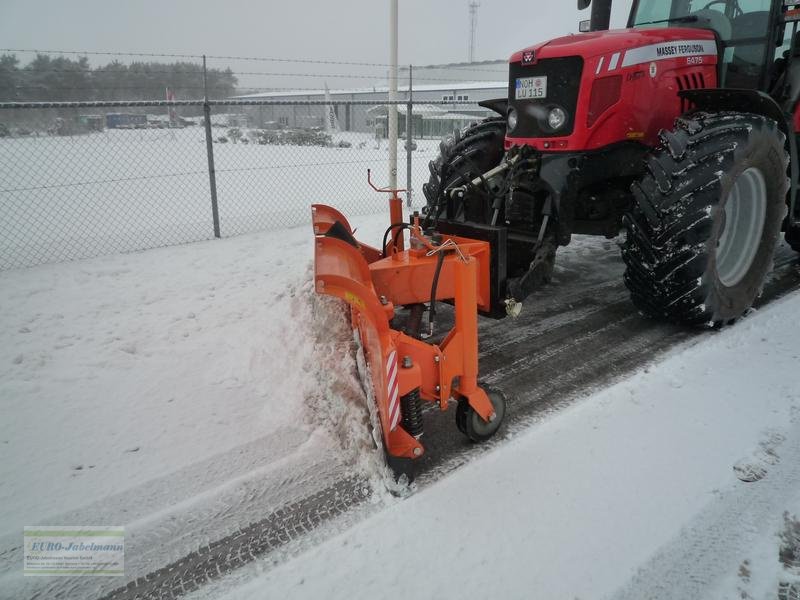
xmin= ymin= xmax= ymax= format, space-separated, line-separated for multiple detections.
xmin=622 ymin=112 xmax=788 ymax=326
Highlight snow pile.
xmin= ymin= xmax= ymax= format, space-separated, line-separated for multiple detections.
xmin=208 ymin=292 xmax=800 ymax=600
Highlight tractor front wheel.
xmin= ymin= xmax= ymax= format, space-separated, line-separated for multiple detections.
xmin=622 ymin=112 xmax=789 ymax=326
xmin=423 ymin=117 xmax=506 ymax=222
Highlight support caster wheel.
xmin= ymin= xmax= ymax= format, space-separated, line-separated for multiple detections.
xmin=456 ymin=399 xmax=469 ymax=435
xmin=456 ymin=391 xmax=506 ymax=443
xmin=385 ymin=453 xmax=416 ymax=483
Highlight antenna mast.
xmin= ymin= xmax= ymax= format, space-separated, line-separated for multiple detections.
xmin=468 ymin=1 xmax=480 ymax=63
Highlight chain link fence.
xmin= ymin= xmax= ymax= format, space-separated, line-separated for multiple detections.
xmin=0 ymin=99 xmax=490 ymax=270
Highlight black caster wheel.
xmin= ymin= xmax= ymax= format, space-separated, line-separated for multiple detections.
xmin=456 ymin=398 xmax=469 ymax=434
xmin=457 ymin=391 xmax=506 ymax=443
xmin=385 ymin=452 xmax=416 ymax=483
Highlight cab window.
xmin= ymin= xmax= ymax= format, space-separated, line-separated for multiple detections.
xmin=630 ymin=0 xmax=774 ymax=90
xmin=720 ymin=0 xmax=772 ymax=89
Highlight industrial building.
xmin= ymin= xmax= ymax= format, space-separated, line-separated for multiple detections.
xmin=232 ymin=60 xmax=508 ymax=138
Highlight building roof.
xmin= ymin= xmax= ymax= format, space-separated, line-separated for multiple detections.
xmin=234 ymin=81 xmax=506 ymax=100
xmin=402 ymin=59 xmax=506 ymax=69
xmin=367 ymin=104 xmax=487 ymax=116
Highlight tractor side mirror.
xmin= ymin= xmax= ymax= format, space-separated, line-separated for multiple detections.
xmin=578 ymin=0 xmax=591 ymax=9
xmin=579 ymin=19 xmax=592 ymax=32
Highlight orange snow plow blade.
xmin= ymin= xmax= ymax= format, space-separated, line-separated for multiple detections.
xmin=313 ymin=234 xmax=422 ymax=463
xmin=311 ymin=196 xmax=506 ymax=479
xmin=311 ymin=204 xmax=353 ymax=236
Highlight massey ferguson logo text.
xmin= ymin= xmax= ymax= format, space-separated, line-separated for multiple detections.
xmin=522 ymin=50 xmax=535 ymax=64
xmin=656 ymin=43 xmax=706 ymax=57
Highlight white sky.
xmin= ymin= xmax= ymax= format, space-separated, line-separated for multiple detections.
xmin=0 ymin=1 xmax=634 ymax=89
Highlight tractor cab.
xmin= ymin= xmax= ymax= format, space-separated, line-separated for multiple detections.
xmin=634 ymin=0 xmax=779 ymax=90
xmin=624 ymin=0 xmax=800 ymax=115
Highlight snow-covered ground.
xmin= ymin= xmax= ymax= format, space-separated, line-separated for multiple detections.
xmin=2 ymin=201 xmax=799 ymax=600
xmin=198 ymin=293 xmax=800 ymax=600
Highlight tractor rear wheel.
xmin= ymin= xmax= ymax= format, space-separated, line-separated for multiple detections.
xmin=622 ymin=112 xmax=789 ymax=326
xmin=423 ymin=117 xmax=506 ymax=222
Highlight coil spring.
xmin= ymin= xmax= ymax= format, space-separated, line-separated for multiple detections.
xmin=401 ymin=388 xmax=424 ymax=438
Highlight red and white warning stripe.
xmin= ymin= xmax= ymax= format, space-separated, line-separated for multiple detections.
xmin=386 ymin=350 xmax=401 ymax=430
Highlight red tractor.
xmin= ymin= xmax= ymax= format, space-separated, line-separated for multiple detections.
xmin=424 ymin=0 xmax=800 ymax=326
xmin=313 ymin=0 xmax=800 ymax=477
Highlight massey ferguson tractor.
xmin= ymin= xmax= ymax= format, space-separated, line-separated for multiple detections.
xmin=313 ymin=0 xmax=800 ymax=478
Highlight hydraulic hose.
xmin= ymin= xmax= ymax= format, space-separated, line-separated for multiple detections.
xmin=381 ymin=223 xmax=410 ymax=257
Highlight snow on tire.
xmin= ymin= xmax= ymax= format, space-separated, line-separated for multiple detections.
xmin=622 ymin=112 xmax=789 ymax=327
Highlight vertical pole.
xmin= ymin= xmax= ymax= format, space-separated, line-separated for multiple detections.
xmin=590 ymin=0 xmax=612 ymax=31
xmin=406 ymin=65 xmax=413 ymax=209
xmin=202 ymin=55 xmax=221 ymax=238
xmin=388 ymin=0 xmax=398 ymax=191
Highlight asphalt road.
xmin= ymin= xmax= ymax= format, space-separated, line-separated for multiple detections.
xmin=99 ymin=241 xmax=800 ymax=600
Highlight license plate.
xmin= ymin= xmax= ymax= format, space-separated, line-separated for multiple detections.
xmin=516 ymin=76 xmax=548 ymax=100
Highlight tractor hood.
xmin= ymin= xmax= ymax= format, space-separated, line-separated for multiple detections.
xmin=510 ymin=27 xmax=717 ymax=63
xmin=505 ymin=25 xmax=720 ymax=152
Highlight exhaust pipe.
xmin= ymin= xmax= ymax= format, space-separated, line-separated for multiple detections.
xmin=577 ymin=0 xmax=612 ymax=32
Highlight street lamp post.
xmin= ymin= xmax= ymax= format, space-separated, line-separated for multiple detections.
xmin=388 ymin=0 xmax=398 ymax=191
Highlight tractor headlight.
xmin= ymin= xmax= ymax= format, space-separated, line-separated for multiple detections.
xmin=507 ymin=108 xmax=518 ymax=132
xmin=547 ymin=107 xmax=568 ymax=131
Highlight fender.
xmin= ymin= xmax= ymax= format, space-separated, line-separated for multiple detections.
xmin=680 ymin=88 xmax=798 ymax=227
xmin=478 ymin=98 xmax=508 ymax=117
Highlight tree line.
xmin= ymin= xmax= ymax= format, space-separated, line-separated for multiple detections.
xmin=0 ymin=54 xmax=239 ymax=102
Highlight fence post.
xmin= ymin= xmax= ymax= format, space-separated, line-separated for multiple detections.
xmin=406 ymin=65 xmax=413 ymax=209
xmin=202 ymin=55 xmax=221 ymax=238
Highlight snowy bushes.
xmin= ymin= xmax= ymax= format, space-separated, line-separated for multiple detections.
xmin=213 ymin=128 xmax=333 ymax=147
xmin=227 ymin=128 xmax=243 ymax=144
xmin=254 ymin=128 xmax=332 ymax=148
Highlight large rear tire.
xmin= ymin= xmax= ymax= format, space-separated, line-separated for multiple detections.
xmin=622 ymin=112 xmax=789 ymax=326
xmin=422 ymin=117 xmax=506 ymax=222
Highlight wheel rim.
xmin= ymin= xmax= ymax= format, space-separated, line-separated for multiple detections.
xmin=715 ymin=167 xmax=767 ymax=287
